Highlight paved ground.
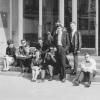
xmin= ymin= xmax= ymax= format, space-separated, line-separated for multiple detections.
xmin=0 ymin=74 xmax=100 ymax=100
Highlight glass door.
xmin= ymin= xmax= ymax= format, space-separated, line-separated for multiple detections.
xmin=23 ymin=0 xmax=39 ymax=46
xmin=42 ymin=0 xmax=59 ymax=39
xmin=64 ymin=0 xmax=72 ymax=33
xmin=77 ymin=0 xmax=96 ymax=49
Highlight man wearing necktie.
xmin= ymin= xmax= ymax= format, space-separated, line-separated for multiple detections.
xmin=53 ymin=23 xmax=70 ymax=82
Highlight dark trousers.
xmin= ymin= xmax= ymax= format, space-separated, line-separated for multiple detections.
xmin=76 ymin=71 xmax=96 ymax=82
xmin=73 ymin=53 xmax=78 ymax=72
xmin=57 ymin=45 xmax=68 ymax=80
xmin=83 ymin=71 xmax=96 ymax=82
xmin=19 ymin=58 xmax=32 ymax=73
xmin=69 ymin=44 xmax=78 ymax=72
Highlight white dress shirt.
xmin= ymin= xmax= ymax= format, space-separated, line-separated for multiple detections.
xmin=56 ymin=27 xmax=62 ymax=46
xmin=81 ymin=57 xmax=96 ymax=73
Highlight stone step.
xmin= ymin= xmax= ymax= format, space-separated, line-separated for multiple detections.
xmin=0 ymin=71 xmax=22 ymax=77
xmin=95 ymin=63 xmax=100 ymax=69
xmin=67 ymin=55 xmax=100 ymax=62
xmin=78 ymin=63 xmax=100 ymax=69
xmin=67 ymin=55 xmax=100 ymax=69
xmin=0 ymin=71 xmax=100 ymax=84
xmin=92 ymin=75 xmax=100 ymax=83
xmin=8 ymin=66 xmax=21 ymax=71
xmin=96 ymin=69 xmax=100 ymax=75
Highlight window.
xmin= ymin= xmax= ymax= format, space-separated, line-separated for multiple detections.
xmin=77 ymin=0 xmax=96 ymax=48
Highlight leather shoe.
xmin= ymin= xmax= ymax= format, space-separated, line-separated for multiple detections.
xmin=84 ymin=81 xmax=91 ymax=87
xmin=48 ymin=76 xmax=53 ymax=81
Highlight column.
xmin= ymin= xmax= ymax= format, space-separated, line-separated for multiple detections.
xmin=96 ymin=0 xmax=98 ymax=55
xmin=18 ymin=0 xmax=23 ymax=45
xmin=59 ymin=0 xmax=64 ymax=27
xmin=72 ymin=0 xmax=77 ymax=29
xmin=0 ymin=14 xmax=7 ymax=56
xmin=10 ymin=0 xmax=12 ymax=39
xmin=38 ymin=0 xmax=42 ymax=39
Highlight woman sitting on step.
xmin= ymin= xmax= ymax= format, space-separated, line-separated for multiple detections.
xmin=3 ymin=40 xmax=16 ymax=71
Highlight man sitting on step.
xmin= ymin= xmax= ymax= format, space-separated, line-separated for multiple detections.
xmin=73 ymin=53 xmax=97 ymax=87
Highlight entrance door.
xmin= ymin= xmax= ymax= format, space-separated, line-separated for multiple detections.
xmin=65 ymin=0 xmax=96 ymax=55
xmin=23 ymin=0 xmax=39 ymax=46
xmin=77 ymin=0 xmax=96 ymax=55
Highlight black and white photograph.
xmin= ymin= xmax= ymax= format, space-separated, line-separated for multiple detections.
xmin=0 ymin=0 xmax=100 ymax=100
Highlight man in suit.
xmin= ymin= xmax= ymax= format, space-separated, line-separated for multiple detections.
xmin=53 ymin=23 xmax=70 ymax=82
xmin=69 ymin=22 xmax=81 ymax=75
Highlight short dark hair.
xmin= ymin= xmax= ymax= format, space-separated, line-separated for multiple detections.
xmin=38 ymin=37 xmax=42 ymax=40
xmin=21 ymin=39 xmax=26 ymax=43
xmin=7 ymin=39 xmax=13 ymax=45
xmin=70 ymin=21 xmax=76 ymax=25
xmin=84 ymin=52 xmax=90 ymax=56
xmin=55 ymin=20 xmax=62 ymax=27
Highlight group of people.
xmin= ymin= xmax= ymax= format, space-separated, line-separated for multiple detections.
xmin=2 ymin=21 xmax=97 ymax=87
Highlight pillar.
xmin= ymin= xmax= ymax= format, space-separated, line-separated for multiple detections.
xmin=10 ymin=0 xmax=12 ymax=39
xmin=38 ymin=0 xmax=42 ymax=39
xmin=18 ymin=0 xmax=23 ymax=45
xmin=59 ymin=0 xmax=64 ymax=27
xmin=72 ymin=0 xmax=77 ymax=29
xmin=96 ymin=0 xmax=98 ymax=55
xmin=0 ymin=14 xmax=7 ymax=56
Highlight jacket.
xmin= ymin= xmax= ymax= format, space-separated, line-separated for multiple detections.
xmin=69 ymin=31 xmax=81 ymax=53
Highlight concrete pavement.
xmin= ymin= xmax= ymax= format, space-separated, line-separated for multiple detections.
xmin=0 ymin=75 xmax=100 ymax=100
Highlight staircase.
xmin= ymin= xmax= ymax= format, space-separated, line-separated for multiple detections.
xmin=0 ymin=56 xmax=100 ymax=83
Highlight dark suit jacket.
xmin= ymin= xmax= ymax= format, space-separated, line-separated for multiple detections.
xmin=62 ymin=29 xmax=70 ymax=53
xmin=53 ymin=28 xmax=70 ymax=53
xmin=70 ymin=31 xmax=81 ymax=53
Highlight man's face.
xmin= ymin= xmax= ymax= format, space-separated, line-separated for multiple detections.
xmin=70 ymin=23 xmax=76 ymax=31
xmin=50 ymin=49 xmax=54 ymax=55
xmin=56 ymin=21 xmax=61 ymax=27
xmin=9 ymin=43 xmax=14 ymax=48
xmin=57 ymin=27 xmax=62 ymax=34
xmin=47 ymin=31 xmax=51 ymax=35
xmin=38 ymin=40 xmax=43 ymax=45
xmin=85 ymin=55 xmax=90 ymax=62
xmin=21 ymin=41 xmax=26 ymax=46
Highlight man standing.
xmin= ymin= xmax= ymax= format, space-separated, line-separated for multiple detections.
xmin=69 ymin=22 xmax=81 ymax=75
xmin=53 ymin=22 xmax=70 ymax=82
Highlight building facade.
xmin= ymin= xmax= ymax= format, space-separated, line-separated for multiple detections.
xmin=0 ymin=0 xmax=99 ymax=56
